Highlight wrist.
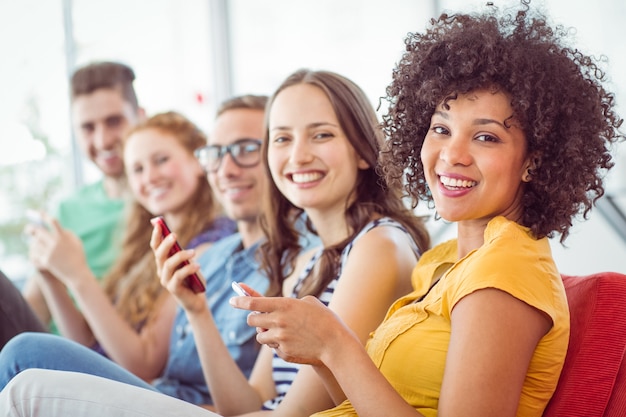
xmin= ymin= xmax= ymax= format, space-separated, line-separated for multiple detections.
xmin=321 ymin=326 xmax=363 ymax=368
xmin=184 ymin=301 xmax=210 ymax=321
xmin=65 ymin=269 xmax=98 ymax=293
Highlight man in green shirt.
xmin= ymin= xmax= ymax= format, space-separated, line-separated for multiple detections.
xmin=23 ymin=61 xmax=145 ymax=328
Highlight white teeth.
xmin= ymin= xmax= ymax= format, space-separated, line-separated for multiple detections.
xmin=99 ymin=150 xmax=118 ymax=159
xmin=291 ymin=172 xmax=322 ymax=184
xmin=440 ymin=175 xmax=477 ymax=188
xmin=225 ymin=187 xmax=246 ymax=195
xmin=149 ymin=187 xmax=168 ymax=198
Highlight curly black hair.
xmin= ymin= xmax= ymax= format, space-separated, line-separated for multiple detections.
xmin=380 ymin=0 xmax=623 ymax=243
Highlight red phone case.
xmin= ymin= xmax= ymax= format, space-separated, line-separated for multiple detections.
xmin=153 ymin=216 xmax=206 ymax=293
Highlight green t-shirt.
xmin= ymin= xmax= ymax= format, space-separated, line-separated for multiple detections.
xmin=56 ymin=180 xmax=126 ymax=280
xmin=48 ymin=180 xmax=126 ymax=334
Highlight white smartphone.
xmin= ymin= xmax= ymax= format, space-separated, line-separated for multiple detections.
xmin=25 ymin=209 xmax=46 ymax=227
xmin=231 ymin=281 xmax=251 ymax=297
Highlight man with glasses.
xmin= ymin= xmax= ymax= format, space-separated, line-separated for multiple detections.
xmin=195 ymin=138 xmax=262 ymax=173
xmin=150 ymin=95 xmax=272 ymax=404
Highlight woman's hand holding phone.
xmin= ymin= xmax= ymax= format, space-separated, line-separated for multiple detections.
xmin=150 ymin=217 xmax=207 ymax=313
xmin=150 ymin=216 xmax=205 ymax=294
xmin=229 ymin=294 xmax=345 ymax=365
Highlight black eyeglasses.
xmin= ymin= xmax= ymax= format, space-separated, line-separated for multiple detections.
xmin=194 ymin=138 xmax=262 ymax=172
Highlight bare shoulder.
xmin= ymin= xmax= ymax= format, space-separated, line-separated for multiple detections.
xmin=350 ymin=224 xmax=417 ymax=260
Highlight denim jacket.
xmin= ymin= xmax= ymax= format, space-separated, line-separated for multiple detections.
xmin=152 ymin=233 xmax=267 ymax=405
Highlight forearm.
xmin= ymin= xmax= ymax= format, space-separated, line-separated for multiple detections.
xmin=187 ymin=308 xmax=264 ymax=415
xmin=270 ymin=365 xmax=336 ymax=417
xmin=21 ymin=273 xmax=52 ymax=324
xmin=312 ymin=364 xmax=346 ymax=406
xmin=36 ymin=272 xmax=94 ymax=344
xmin=68 ymin=277 xmax=170 ymax=380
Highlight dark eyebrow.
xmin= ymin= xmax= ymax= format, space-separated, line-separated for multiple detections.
xmin=434 ymin=111 xmax=507 ymax=128
xmin=473 ymin=118 xmax=507 ymax=128
xmin=308 ymin=122 xmax=338 ymax=128
xmin=432 ymin=110 xmax=448 ymax=119
xmin=270 ymin=121 xmax=339 ymax=132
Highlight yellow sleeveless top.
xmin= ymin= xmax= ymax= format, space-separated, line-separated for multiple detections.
xmin=313 ymin=216 xmax=569 ymax=417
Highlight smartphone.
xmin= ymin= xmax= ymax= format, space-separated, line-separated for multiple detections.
xmin=25 ymin=209 xmax=46 ymax=228
xmin=152 ymin=216 xmax=206 ymax=293
xmin=231 ymin=281 xmax=251 ymax=297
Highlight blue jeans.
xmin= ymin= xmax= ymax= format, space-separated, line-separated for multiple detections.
xmin=0 ymin=333 xmax=156 ymax=392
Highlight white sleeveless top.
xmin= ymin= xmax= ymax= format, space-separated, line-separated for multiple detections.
xmin=262 ymin=217 xmax=421 ymax=410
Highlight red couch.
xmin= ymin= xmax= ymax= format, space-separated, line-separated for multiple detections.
xmin=543 ymin=272 xmax=626 ymax=417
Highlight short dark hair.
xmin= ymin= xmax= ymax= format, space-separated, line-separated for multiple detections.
xmin=217 ymin=94 xmax=268 ymax=116
xmin=70 ymin=61 xmax=139 ymax=109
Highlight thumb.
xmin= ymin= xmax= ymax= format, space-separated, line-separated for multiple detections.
xmin=40 ymin=212 xmax=63 ymax=235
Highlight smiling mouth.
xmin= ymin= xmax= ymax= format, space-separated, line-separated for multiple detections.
xmin=223 ymin=185 xmax=251 ymax=195
xmin=98 ymin=150 xmax=119 ymax=159
xmin=439 ymin=175 xmax=477 ymax=189
xmin=149 ymin=187 xmax=169 ymax=199
xmin=290 ymin=172 xmax=324 ymax=184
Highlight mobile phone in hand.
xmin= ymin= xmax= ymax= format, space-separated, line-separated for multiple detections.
xmin=231 ymin=281 xmax=251 ymax=297
xmin=25 ymin=209 xmax=46 ymax=228
xmin=152 ymin=216 xmax=206 ymax=293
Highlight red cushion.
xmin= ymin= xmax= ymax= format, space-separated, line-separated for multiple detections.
xmin=543 ymin=272 xmax=626 ymax=417
xmin=604 ymin=349 xmax=626 ymax=417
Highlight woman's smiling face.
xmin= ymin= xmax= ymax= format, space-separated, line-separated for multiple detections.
xmin=124 ymin=128 xmax=202 ymax=216
xmin=267 ymin=83 xmax=368 ymax=216
xmin=421 ymin=89 xmax=532 ymax=225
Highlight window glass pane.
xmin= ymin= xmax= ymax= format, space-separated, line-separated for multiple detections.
xmin=71 ymin=0 xmax=215 ymax=164
xmin=0 ymin=0 xmax=69 ymax=282
xmin=228 ymin=0 xmax=432 ymax=114
xmin=0 ymin=0 xmax=214 ymax=282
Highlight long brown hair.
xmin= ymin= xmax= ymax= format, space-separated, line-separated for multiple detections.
xmin=259 ymin=69 xmax=430 ymax=298
xmin=103 ymin=111 xmax=219 ymax=328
